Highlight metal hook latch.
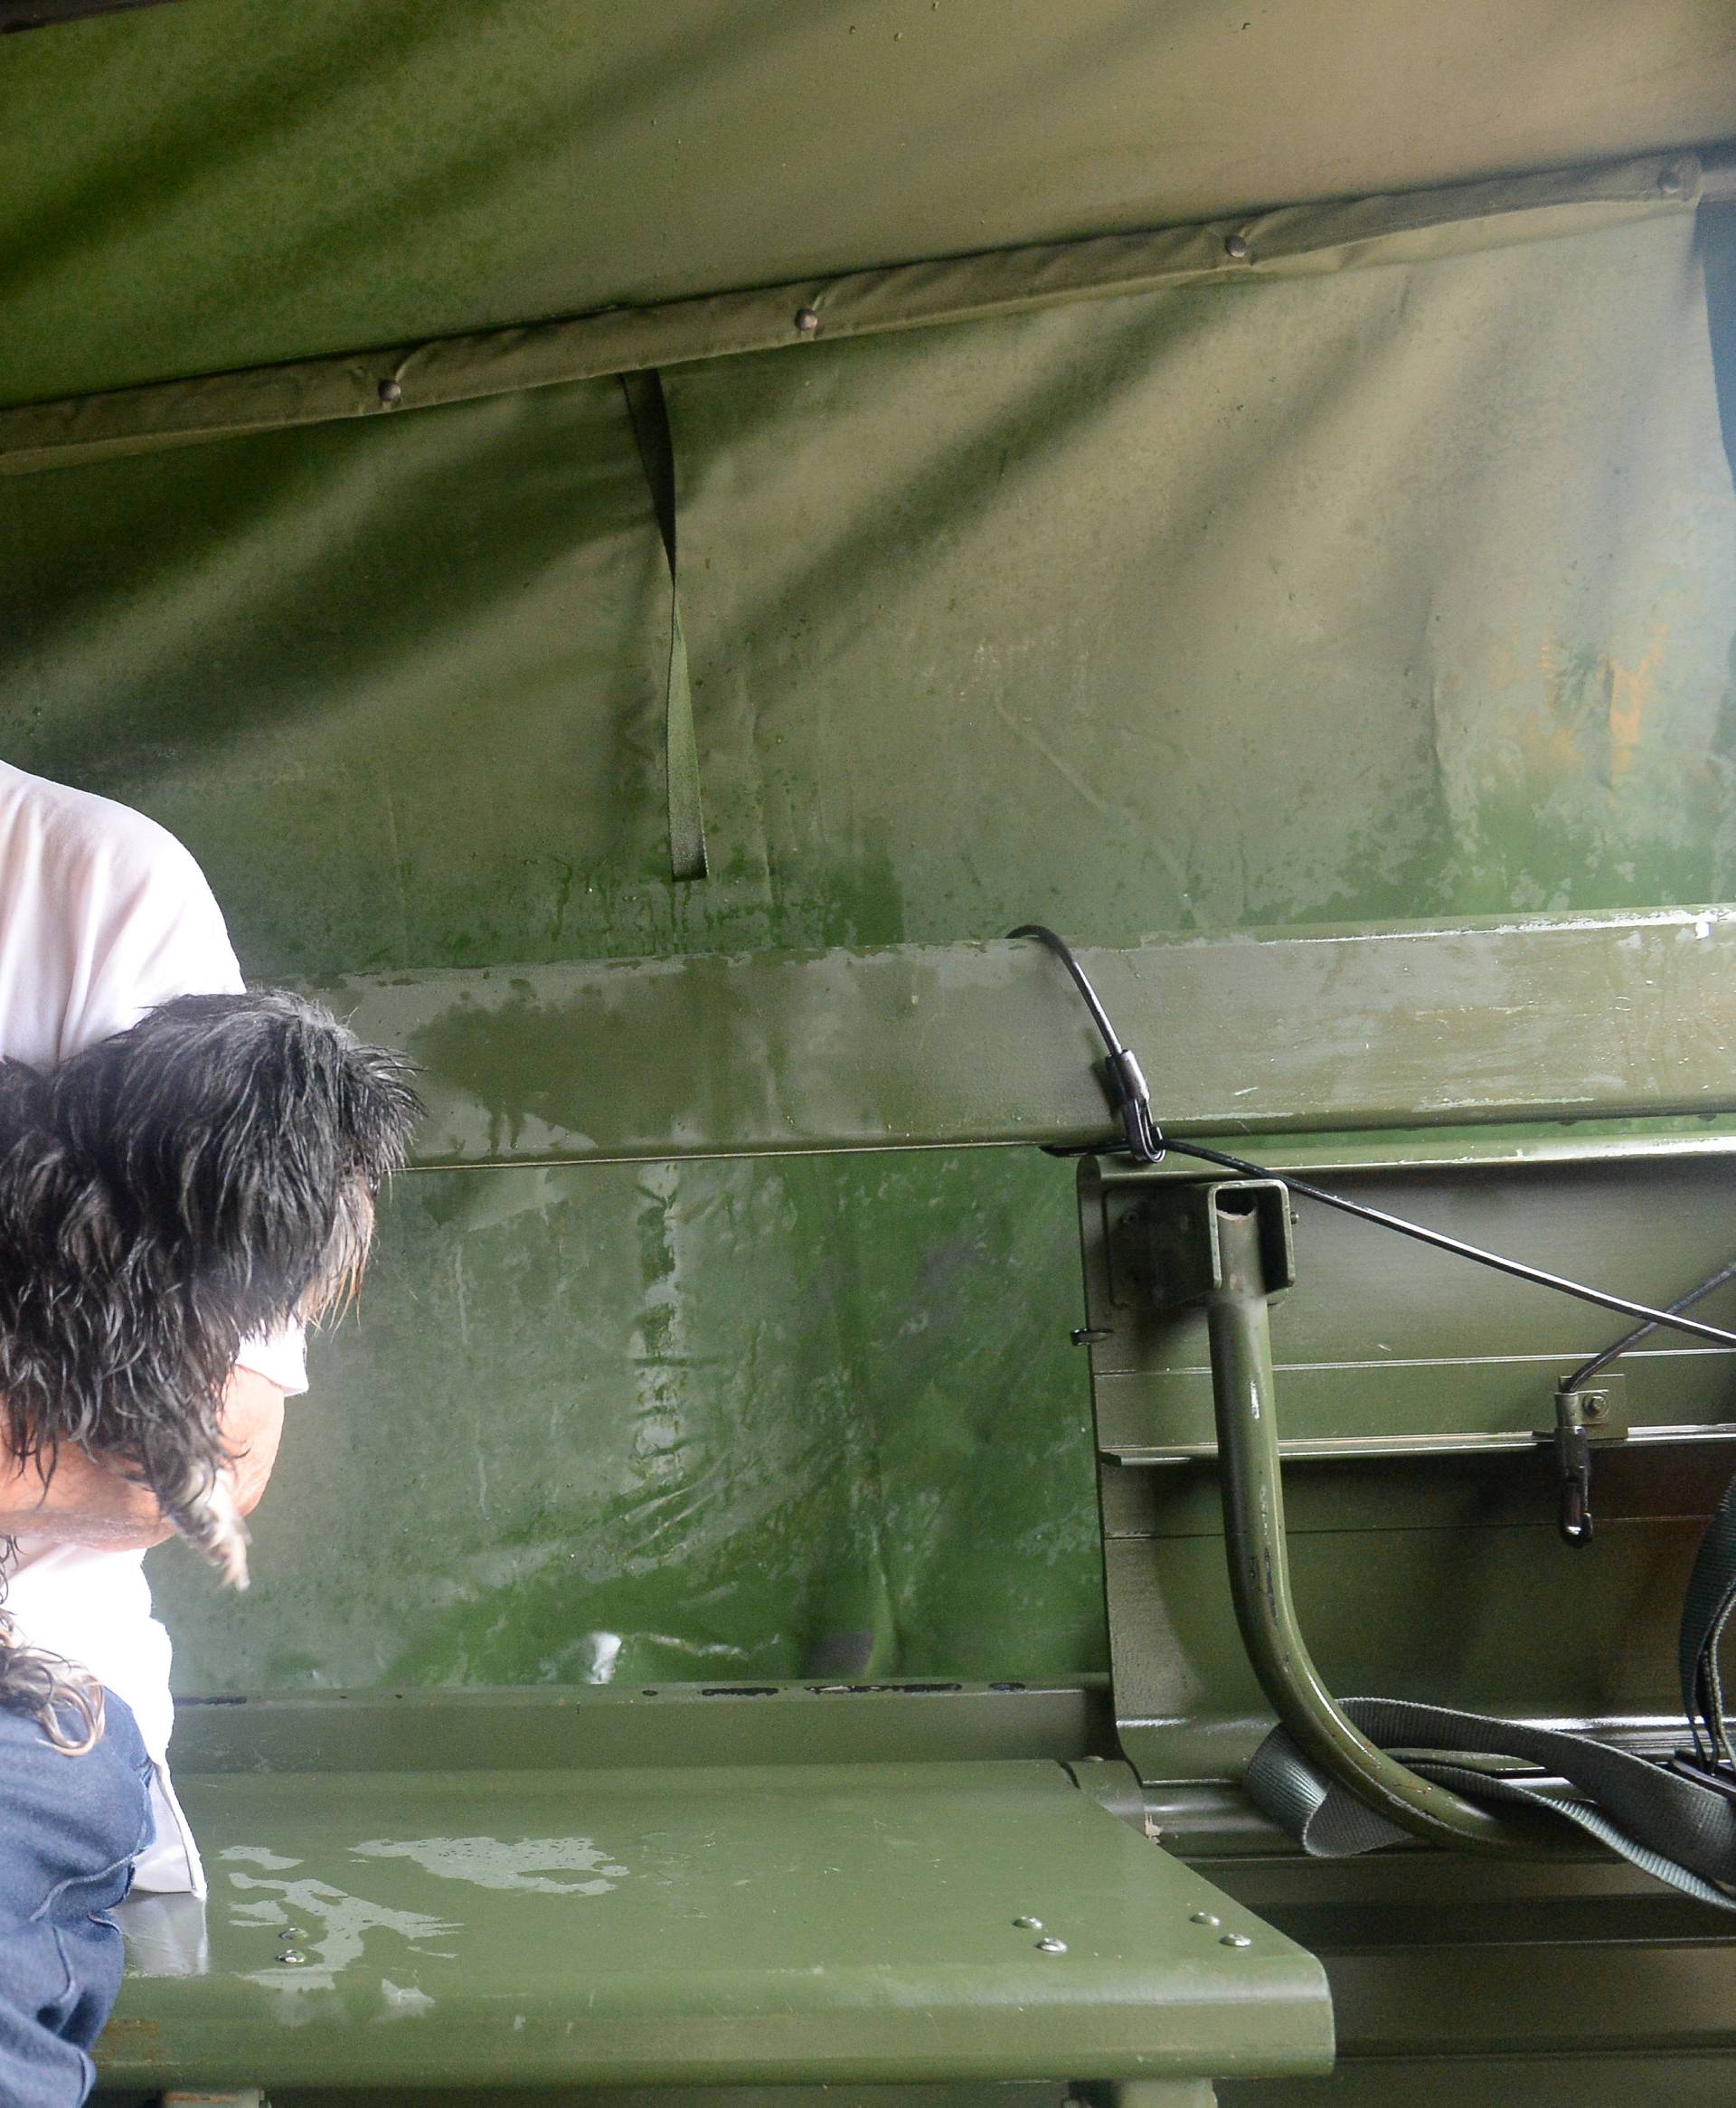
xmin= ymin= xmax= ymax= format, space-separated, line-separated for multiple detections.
xmin=1554 ymin=1388 xmax=1595 ymax=1545
xmin=1543 ymin=1382 xmax=1627 ymax=1547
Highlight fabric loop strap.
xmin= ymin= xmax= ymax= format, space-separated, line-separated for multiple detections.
xmin=619 ymin=371 xmax=708 ymax=883
xmin=1245 ymin=1695 xmax=1736 ymax=1910
xmin=1679 ymin=1470 xmax=1736 ymax=1758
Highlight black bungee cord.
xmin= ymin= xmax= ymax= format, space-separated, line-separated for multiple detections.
xmin=1010 ymin=923 xmax=1736 ymax=1356
xmin=1562 ymin=1258 xmax=1736 ymax=1390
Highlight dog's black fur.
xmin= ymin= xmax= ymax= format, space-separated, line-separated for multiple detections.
xmin=0 ymin=991 xmax=420 ymax=1744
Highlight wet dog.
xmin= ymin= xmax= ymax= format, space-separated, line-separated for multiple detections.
xmin=0 ymin=991 xmax=420 ymax=1743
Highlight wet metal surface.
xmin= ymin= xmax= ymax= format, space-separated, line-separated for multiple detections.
xmin=108 ymin=1763 xmax=1331 ymax=2088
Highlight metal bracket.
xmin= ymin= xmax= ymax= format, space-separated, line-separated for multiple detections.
xmin=1538 ymin=1376 xmax=1629 ymax=1547
xmin=1115 ymin=1177 xmax=1295 ymax=1311
xmin=1665 ymin=1747 xmax=1736 ymax=1802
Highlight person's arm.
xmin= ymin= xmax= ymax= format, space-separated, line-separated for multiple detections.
xmin=0 ymin=1369 xmax=287 ymax=1550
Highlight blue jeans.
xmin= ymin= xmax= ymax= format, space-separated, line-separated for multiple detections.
xmin=0 ymin=1690 xmax=151 ymax=2105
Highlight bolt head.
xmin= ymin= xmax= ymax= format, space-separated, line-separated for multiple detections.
xmin=794 ymin=306 xmax=821 ymax=336
xmin=1224 ymin=233 xmax=1250 ymax=260
xmin=1659 ymin=165 xmax=1685 ymax=197
xmin=378 ymin=379 xmax=404 ymax=406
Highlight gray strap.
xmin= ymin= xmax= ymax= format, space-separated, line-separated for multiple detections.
xmin=619 ymin=370 xmax=708 ymax=883
xmin=1679 ymin=1470 xmax=1736 ymax=1758
xmin=1246 ymin=1697 xmax=1736 ymax=1909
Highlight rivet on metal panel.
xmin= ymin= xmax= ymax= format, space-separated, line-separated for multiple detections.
xmin=1190 ymin=1910 xmax=1220 ymax=1927
xmin=1035 ymin=1936 xmax=1068 ymax=1953
xmin=1220 ymin=1932 xmax=1253 ymax=1949
xmin=277 ymin=1949 xmax=307 ymax=1965
xmin=1013 ymin=1914 xmax=1043 ymax=1929
xmin=377 ymin=379 xmax=403 ymax=406
xmin=1659 ymin=165 xmax=1685 ymax=196
xmin=794 ymin=306 xmax=821 ymax=335
xmin=1224 ymin=232 xmax=1250 ymax=260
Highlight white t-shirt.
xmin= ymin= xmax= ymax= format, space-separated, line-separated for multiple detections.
xmin=0 ymin=761 xmax=306 ymax=1894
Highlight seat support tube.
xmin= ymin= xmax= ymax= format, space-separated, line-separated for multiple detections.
xmin=1199 ymin=1181 xmax=1539 ymax=1854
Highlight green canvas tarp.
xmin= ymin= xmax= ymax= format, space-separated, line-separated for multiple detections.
xmin=4 ymin=2 xmax=1736 ymax=1694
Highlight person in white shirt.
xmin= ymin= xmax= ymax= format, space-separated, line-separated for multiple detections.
xmin=0 ymin=761 xmax=299 ymax=2103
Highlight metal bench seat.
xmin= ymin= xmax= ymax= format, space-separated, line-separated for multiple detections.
xmin=102 ymin=1758 xmax=1330 ymax=2098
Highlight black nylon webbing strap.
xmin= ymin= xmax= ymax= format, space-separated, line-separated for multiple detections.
xmin=1247 ymin=1695 xmax=1736 ymax=1914
xmin=1242 ymin=1464 xmax=1736 ymax=1906
xmin=1679 ymin=1470 xmax=1736 ymax=1760
xmin=619 ymin=370 xmax=709 ymax=883
xmin=1245 ymin=1696 xmax=1736 ymax=1909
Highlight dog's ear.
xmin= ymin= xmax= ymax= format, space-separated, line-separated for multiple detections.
xmin=52 ymin=991 xmax=421 ymax=1339
xmin=325 ymin=1010 xmax=427 ymax=1196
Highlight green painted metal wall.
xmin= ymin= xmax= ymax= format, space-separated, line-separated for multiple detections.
xmin=3 ymin=198 xmax=1734 ymax=1692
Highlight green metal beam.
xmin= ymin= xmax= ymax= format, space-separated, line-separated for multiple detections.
xmin=321 ymin=909 xmax=1736 ymax=1167
xmin=165 ymin=1683 xmax=1116 ymax=1775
